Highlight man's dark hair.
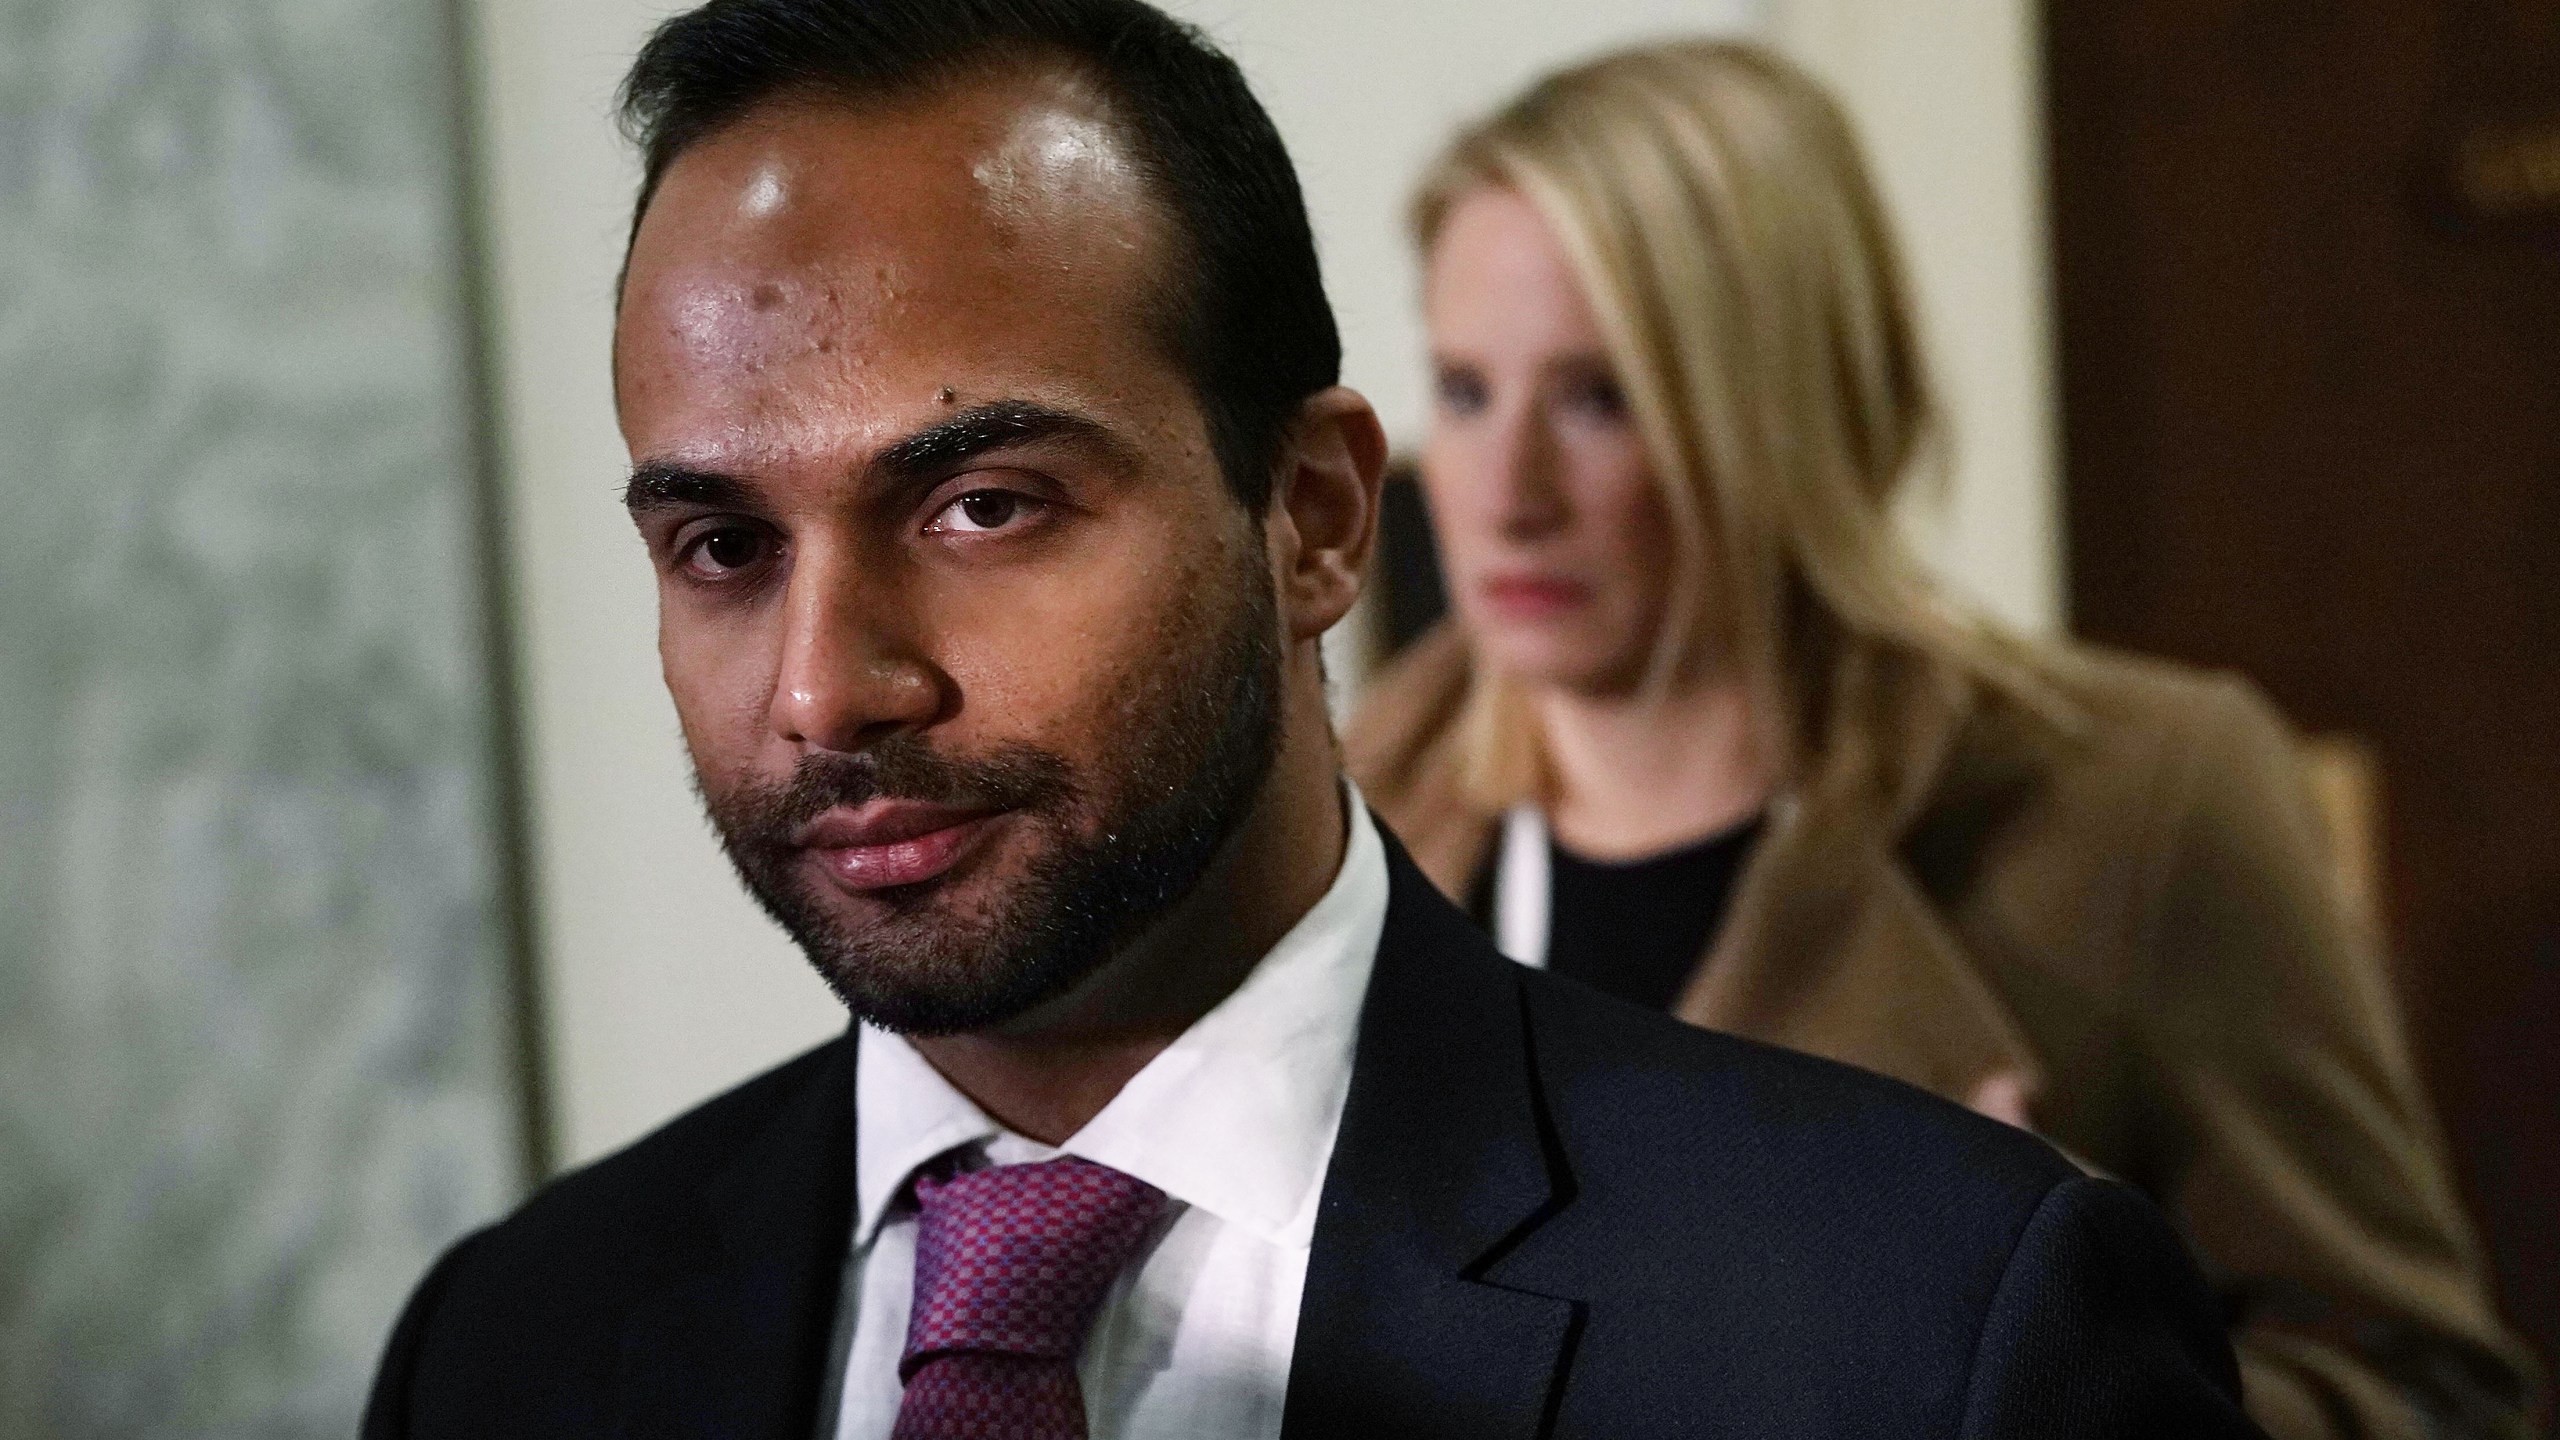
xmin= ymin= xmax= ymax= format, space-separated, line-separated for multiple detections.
xmin=618 ymin=0 xmax=1340 ymax=511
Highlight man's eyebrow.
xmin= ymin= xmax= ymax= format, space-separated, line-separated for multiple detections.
xmin=621 ymin=402 xmax=1132 ymax=513
xmin=624 ymin=461 xmax=756 ymax=514
xmin=873 ymin=400 xmax=1136 ymax=485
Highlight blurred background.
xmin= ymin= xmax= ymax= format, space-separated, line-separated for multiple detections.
xmin=0 ymin=0 xmax=2550 ymax=1434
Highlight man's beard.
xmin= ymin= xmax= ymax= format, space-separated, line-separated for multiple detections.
xmin=699 ymin=559 xmax=1284 ymax=1035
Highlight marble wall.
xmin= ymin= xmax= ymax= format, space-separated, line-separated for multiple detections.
xmin=0 ymin=2 xmax=532 ymax=1434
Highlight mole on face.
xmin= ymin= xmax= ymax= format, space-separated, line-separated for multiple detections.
xmin=938 ymin=386 xmax=957 ymax=405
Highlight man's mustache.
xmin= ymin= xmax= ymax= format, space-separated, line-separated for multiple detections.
xmin=707 ymin=735 xmax=1079 ymax=845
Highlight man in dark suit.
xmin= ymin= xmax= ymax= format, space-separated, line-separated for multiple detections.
xmin=366 ymin=1 xmax=2264 ymax=1435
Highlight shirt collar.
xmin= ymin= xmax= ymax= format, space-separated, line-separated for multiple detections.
xmin=852 ymin=789 xmax=1390 ymax=1251
xmin=852 ymin=1027 xmax=1002 ymax=1248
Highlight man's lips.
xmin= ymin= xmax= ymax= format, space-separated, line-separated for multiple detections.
xmin=794 ymin=801 xmax=1005 ymax=892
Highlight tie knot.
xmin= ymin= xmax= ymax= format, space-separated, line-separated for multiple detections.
xmin=900 ymin=1156 xmax=1169 ymax=1380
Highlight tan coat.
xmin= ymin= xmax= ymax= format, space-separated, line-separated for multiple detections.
xmin=1347 ymin=624 xmax=2540 ymax=1440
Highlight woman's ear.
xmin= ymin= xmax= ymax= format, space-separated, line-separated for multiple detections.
xmin=1266 ymin=387 xmax=1388 ymax=642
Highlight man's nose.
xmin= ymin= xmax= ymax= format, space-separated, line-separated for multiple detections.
xmin=766 ymin=545 xmax=943 ymax=753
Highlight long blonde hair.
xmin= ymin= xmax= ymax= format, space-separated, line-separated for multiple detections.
xmin=1413 ymin=40 xmax=2062 ymax=805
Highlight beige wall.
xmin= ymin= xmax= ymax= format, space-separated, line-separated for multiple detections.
xmin=464 ymin=0 xmax=2055 ymax=1168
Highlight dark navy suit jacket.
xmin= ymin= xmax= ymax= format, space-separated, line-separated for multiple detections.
xmin=365 ymin=832 xmax=2262 ymax=1439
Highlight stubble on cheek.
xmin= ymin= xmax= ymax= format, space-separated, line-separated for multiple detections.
xmin=1091 ymin=532 xmax=1254 ymax=753
xmin=662 ymin=616 xmax=786 ymax=812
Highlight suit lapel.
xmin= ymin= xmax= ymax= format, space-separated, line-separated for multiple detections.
xmin=1679 ymin=654 xmax=2046 ymax=1109
xmin=615 ymin=1033 xmax=860 ymax=1440
xmin=1682 ymin=808 xmax=2045 ymax=1105
xmin=1284 ymin=836 xmax=1579 ymax=1440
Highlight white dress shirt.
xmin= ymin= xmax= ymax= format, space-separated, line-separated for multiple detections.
xmin=824 ymin=796 xmax=1390 ymax=1440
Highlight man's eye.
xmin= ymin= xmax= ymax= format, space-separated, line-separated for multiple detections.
xmin=929 ymin=490 xmax=1040 ymax=535
xmin=681 ymin=524 xmax=771 ymax=576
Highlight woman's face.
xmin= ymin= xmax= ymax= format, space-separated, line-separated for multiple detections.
xmin=1422 ymin=187 xmax=1678 ymax=696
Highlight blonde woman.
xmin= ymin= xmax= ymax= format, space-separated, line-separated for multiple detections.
xmin=1348 ymin=40 xmax=2537 ymax=1440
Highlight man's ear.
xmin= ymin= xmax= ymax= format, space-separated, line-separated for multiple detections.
xmin=1266 ymin=387 xmax=1388 ymax=643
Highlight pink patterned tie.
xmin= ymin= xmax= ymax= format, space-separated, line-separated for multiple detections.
xmin=891 ymin=1156 xmax=1169 ymax=1440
